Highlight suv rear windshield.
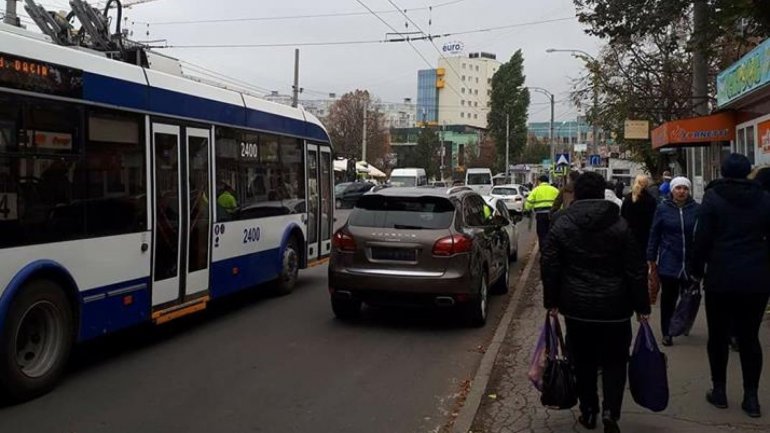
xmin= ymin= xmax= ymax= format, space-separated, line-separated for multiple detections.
xmin=349 ymin=195 xmax=455 ymax=229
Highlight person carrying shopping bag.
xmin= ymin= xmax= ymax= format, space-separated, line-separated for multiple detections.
xmin=646 ymin=176 xmax=699 ymax=346
xmin=693 ymin=153 xmax=770 ymax=418
xmin=541 ymin=172 xmax=650 ymax=433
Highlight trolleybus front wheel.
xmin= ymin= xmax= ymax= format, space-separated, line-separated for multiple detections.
xmin=0 ymin=279 xmax=74 ymax=403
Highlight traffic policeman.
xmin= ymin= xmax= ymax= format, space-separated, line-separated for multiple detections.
xmin=525 ymin=174 xmax=560 ymax=247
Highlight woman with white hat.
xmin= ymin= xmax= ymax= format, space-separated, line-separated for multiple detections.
xmin=646 ymin=175 xmax=700 ymax=346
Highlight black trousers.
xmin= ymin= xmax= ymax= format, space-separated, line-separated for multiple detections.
xmin=705 ymin=291 xmax=770 ymax=391
xmin=659 ymin=276 xmax=685 ymax=337
xmin=535 ymin=211 xmax=550 ymax=247
xmin=565 ymin=318 xmax=632 ymax=420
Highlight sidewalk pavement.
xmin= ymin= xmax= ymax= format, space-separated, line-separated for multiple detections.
xmin=470 ymin=263 xmax=770 ymax=433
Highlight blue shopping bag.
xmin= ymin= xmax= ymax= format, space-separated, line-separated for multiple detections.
xmin=669 ymin=281 xmax=701 ymax=337
xmin=629 ymin=320 xmax=669 ymax=412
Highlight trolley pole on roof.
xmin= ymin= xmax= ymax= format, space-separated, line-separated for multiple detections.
xmin=4 ymin=0 xmax=19 ymax=26
xmin=291 ymin=49 xmax=300 ymax=107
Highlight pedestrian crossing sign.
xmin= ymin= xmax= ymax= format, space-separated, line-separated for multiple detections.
xmin=555 ymin=153 xmax=570 ymax=166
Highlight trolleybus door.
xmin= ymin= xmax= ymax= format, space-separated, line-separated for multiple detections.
xmin=305 ymin=143 xmax=319 ymax=262
xmin=151 ymin=123 xmax=211 ymax=308
xmin=319 ymin=146 xmax=332 ymax=258
xmin=184 ymin=127 xmax=212 ymax=297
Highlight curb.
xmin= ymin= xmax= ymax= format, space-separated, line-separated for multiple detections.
xmin=451 ymin=241 xmax=539 ymax=433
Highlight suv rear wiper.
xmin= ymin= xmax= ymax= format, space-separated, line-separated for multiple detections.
xmin=393 ymin=224 xmax=424 ymax=230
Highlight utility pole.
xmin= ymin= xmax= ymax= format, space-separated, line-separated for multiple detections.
xmin=548 ymin=93 xmax=555 ymax=167
xmin=4 ymin=0 xmax=18 ymax=26
xmin=440 ymin=121 xmax=446 ymax=181
xmin=291 ymin=49 xmax=300 ymax=108
xmin=362 ymin=102 xmax=367 ymax=163
xmin=592 ymin=75 xmax=599 ymax=156
xmin=505 ymin=114 xmax=510 ymax=181
xmin=692 ymin=0 xmax=715 ymax=182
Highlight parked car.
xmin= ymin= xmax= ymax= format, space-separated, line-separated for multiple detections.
xmin=489 ymin=184 xmax=527 ymax=215
xmin=432 ymin=181 xmax=447 ymax=188
xmin=483 ymin=196 xmax=520 ymax=261
xmin=335 ymin=181 xmax=375 ymax=209
xmin=328 ymin=186 xmax=511 ymax=326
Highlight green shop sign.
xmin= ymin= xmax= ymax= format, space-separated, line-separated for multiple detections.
xmin=717 ymin=38 xmax=770 ymax=107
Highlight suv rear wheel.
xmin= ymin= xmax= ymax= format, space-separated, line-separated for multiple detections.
xmin=464 ymin=271 xmax=488 ymax=327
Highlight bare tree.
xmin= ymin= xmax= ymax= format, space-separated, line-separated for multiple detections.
xmin=324 ymin=90 xmax=391 ymax=169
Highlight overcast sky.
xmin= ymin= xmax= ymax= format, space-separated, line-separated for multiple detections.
xmin=23 ymin=0 xmax=602 ymax=122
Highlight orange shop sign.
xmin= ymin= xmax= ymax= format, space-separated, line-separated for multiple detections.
xmin=651 ymin=113 xmax=735 ymax=149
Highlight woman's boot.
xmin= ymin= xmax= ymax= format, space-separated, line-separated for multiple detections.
xmin=742 ymin=388 xmax=761 ymax=418
xmin=706 ymin=383 xmax=728 ymax=409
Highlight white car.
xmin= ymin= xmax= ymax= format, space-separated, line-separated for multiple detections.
xmin=483 ymin=196 xmax=520 ymax=262
xmin=490 ymin=184 xmax=527 ymax=215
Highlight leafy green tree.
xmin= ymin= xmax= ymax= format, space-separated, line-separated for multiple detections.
xmin=574 ymin=0 xmax=770 ymax=47
xmin=413 ymin=127 xmax=440 ymax=179
xmin=487 ymin=50 xmax=530 ymax=173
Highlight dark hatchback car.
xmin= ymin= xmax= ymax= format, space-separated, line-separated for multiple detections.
xmin=335 ymin=181 xmax=375 ymax=209
xmin=328 ymin=186 xmax=511 ymax=326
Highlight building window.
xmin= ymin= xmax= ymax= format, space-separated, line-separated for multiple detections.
xmin=462 ymin=63 xmax=466 ymax=69
xmin=460 ymin=112 xmax=465 ymax=118
xmin=474 ymin=101 xmax=478 ymax=107
xmin=462 ymin=75 xmax=466 ymax=81
xmin=488 ymin=78 xmax=492 ymax=85
xmin=475 ymin=77 xmax=479 ymax=83
xmin=475 ymin=65 xmax=479 ymax=71
xmin=461 ymin=100 xmax=465 ymax=106
xmin=474 ymin=114 xmax=478 ymax=119
xmin=475 ymin=89 xmax=479 ymax=95
xmin=461 ymin=88 xmax=465 ymax=94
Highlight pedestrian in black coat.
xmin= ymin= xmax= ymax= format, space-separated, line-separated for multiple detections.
xmin=541 ymin=171 xmax=650 ymax=433
xmin=620 ymin=175 xmax=657 ymax=257
xmin=693 ymin=153 xmax=770 ymax=418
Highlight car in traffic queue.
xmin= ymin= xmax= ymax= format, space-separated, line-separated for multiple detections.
xmin=482 ymin=196 xmax=520 ymax=262
xmin=335 ymin=181 xmax=376 ymax=209
xmin=489 ymin=184 xmax=527 ymax=215
xmin=328 ymin=186 xmax=512 ymax=326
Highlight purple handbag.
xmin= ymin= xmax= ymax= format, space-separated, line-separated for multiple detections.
xmin=669 ymin=281 xmax=701 ymax=337
xmin=528 ymin=320 xmax=548 ymax=391
xmin=629 ymin=321 xmax=669 ymax=412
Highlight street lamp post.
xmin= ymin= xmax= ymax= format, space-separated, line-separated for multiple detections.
xmin=546 ymin=48 xmax=599 ymax=157
xmin=527 ymin=87 xmax=555 ymax=169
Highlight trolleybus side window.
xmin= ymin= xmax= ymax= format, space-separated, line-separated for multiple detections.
xmin=83 ymin=110 xmax=146 ymax=236
xmin=0 ymin=95 xmax=147 ymax=248
xmin=215 ymin=127 xmax=308 ymax=221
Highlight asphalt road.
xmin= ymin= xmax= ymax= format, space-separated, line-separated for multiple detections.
xmin=0 ymin=211 xmax=536 ymax=433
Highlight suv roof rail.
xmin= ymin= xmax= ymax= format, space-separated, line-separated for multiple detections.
xmin=446 ymin=186 xmax=473 ymax=194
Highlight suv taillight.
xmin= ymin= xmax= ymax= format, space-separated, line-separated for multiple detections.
xmin=432 ymin=234 xmax=473 ymax=256
xmin=332 ymin=229 xmax=357 ymax=252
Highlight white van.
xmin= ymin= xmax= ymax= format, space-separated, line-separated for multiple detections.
xmin=388 ymin=168 xmax=428 ymax=187
xmin=465 ymin=168 xmax=494 ymax=195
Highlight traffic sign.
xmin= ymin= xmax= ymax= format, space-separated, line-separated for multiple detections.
xmin=555 ymin=153 xmax=570 ymax=166
xmin=589 ymin=154 xmax=602 ymax=166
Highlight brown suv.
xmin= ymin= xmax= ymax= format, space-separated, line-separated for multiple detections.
xmin=328 ymin=186 xmax=511 ymax=326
